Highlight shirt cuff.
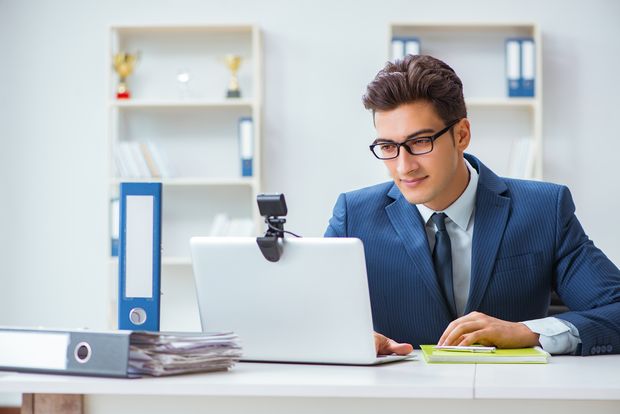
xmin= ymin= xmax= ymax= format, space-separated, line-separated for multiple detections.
xmin=521 ymin=317 xmax=581 ymax=355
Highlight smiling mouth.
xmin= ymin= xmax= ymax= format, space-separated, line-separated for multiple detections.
xmin=400 ymin=176 xmax=428 ymax=185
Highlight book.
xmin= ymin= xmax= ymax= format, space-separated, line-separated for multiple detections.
xmin=209 ymin=213 xmax=230 ymax=237
xmin=146 ymin=141 xmax=173 ymax=178
xmin=130 ymin=141 xmax=151 ymax=178
xmin=508 ymin=137 xmax=535 ymax=179
xmin=140 ymin=142 xmax=161 ymax=178
xmin=420 ymin=344 xmax=549 ymax=364
xmin=118 ymin=142 xmax=141 ymax=178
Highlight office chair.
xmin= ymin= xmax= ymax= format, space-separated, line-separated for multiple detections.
xmin=547 ymin=291 xmax=569 ymax=316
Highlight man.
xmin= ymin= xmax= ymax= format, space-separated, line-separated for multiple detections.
xmin=325 ymin=55 xmax=620 ymax=356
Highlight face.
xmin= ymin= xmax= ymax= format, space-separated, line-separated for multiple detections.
xmin=373 ymin=101 xmax=471 ymax=211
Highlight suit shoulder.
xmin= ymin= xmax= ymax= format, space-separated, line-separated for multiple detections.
xmin=501 ymin=177 xmax=566 ymax=204
xmin=342 ymin=181 xmax=394 ymax=206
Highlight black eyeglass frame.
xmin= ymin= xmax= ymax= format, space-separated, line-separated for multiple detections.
xmin=369 ymin=119 xmax=461 ymax=160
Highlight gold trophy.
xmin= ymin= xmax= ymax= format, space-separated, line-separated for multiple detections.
xmin=225 ymin=54 xmax=242 ymax=98
xmin=113 ymin=52 xmax=139 ymax=99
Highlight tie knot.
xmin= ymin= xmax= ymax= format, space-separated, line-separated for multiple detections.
xmin=431 ymin=212 xmax=448 ymax=231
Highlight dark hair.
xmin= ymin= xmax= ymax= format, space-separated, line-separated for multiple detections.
xmin=362 ymin=55 xmax=467 ymax=124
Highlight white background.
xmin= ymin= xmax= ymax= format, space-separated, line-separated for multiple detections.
xmin=0 ymin=0 xmax=619 ymax=331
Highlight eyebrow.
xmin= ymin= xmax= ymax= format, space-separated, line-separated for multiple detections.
xmin=372 ymin=128 xmax=436 ymax=144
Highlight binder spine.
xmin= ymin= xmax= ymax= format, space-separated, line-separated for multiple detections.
xmin=391 ymin=37 xmax=420 ymax=61
xmin=506 ymin=38 xmax=522 ymax=97
xmin=239 ymin=117 xmax=254 ymax=177
xmin=118 ymin=182 xmax=162 ymax=331
xmin=404 ymin=37 xmax=420 ymax=56
xmin=520 ymin=38 xmax=535 ymax=97
xmin=391 ymin=37 xmax=405 ymax=61
xmin=0 ymin=328 xmax=132 ymax=378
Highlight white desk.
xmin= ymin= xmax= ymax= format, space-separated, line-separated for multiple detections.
xmin=1 ymin=351 xmax=619 ymax=414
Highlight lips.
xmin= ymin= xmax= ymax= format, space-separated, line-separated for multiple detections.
xmin=400 ymin=176 xmax=428 ymax=187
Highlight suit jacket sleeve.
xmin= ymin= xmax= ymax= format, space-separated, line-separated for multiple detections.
xmin=552 ymin=186 xmax=620 ymax=355
xmin=324 ymin=193 xmax=347 ymax=237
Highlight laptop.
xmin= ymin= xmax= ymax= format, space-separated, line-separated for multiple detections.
xmin=190 ymin=237 xmax=412 ymax=365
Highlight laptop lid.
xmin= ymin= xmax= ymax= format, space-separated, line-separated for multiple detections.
xmin=190 ymin=237 xmax=388 ymax=365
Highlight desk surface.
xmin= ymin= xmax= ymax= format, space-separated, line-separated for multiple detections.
xmin=475 ymin=353 xmax=620 ymax=400
xmin=0 ymin=355 xmax=474 ymax=399
xmin=1 ymin=351 xmax=619 ymax=400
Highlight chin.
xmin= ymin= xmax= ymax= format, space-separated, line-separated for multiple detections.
xmin=399 ymin=188 xmax=429 ymax=205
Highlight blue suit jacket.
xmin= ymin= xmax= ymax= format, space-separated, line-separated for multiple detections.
xmin=325 ymin=154 xmax=620 ymax=355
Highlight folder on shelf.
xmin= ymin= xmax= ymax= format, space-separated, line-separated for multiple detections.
xmin=110 ymin=197 xmax=120 ymax=257
xmin=506 ymin=38 xmax=536 ymax=97
xmin=118 ymin=182 xmax=162 ymax=332
xmin=0 ymin=327 xmax=242 ymax=378
xmin=391 ymin=37 xmax=420 ymax=61
xmin=506 ymin=38 xmax=521 ymax=97
xmin=239 ymin=117 xmax=253 ymax=177
xmin=391 ymin=37 xmax=405 ymax=61
xmin=404 ymin=37 xmax=420 ymax=56
xmin=420 ymin=345 xmax=549 ymax=364
xmin=520 ymin=38 xmax=535 ymax=97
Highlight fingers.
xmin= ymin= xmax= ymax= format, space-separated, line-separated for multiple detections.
xmin=374 ymin=332 xmax=413 ymax=355
xmin=440 ymin=320 xmax=486 ymax=346
xmin=387 ymin=339 xmax=414 ymax=355
xmin=438 ymin=312 xmax=488 ymax=346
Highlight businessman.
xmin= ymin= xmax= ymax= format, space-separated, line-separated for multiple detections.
xmin=325 ymin=55 xmax=620 ymax=356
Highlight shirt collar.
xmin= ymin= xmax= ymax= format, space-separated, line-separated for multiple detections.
xmin=415 ymin=159 xmax=479 ymax=231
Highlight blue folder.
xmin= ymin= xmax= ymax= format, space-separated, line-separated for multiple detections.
xmin=118 ymin=182 xmax=162 ymax=331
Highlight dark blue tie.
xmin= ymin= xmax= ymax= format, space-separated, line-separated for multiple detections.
xmin=431 ymin=213 xmax=457 ymax=319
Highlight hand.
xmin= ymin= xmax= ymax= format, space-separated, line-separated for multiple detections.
xmin=374 ymin=332 xmax=413 ymax=355
xmin=437 ymin=311 xmax=540 ymax=349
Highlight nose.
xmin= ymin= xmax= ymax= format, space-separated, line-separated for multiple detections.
xmin=395 ymin=148 xmax=419 ymax=175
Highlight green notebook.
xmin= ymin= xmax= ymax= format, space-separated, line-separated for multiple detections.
xmin=420 ymin=345 xmax=550 ymax=364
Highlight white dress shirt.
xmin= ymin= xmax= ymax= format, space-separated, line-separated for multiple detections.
xmin=414 ymin=159 xmax=581 ymax=354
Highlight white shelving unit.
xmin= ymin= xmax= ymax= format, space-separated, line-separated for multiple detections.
xmin=107 ymin=24 xmax=262 ymax=331
xmin=389 ymin=23 xmax=543 ymax=180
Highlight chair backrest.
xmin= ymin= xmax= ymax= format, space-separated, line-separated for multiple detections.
xmin=547 ymin=291 xmax=569 ymax=316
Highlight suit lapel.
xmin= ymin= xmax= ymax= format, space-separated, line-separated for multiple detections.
xmin=465 ymin=155 xmax=510 ymax=313
xmin=385 ymin=185 xmax=453 ymax=318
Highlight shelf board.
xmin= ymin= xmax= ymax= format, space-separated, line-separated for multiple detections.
xmin=390 ymin=22 xmax=537 ymax=31
xmin=161 ymin=257 xmax=193 ymax=266
xmin=110 ymin=177 xmax=256 ymax=187
xmin=109 ymin=256 xmax=193 ymax=266
xmin=465 ymin=97 xmax=538 ymax=108
xmin=111 ymin=24 xmax=256 ymax=34
xmin=109 ymin=99 xmax=255 ymax=109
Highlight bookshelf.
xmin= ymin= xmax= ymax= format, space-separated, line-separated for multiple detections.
xmin=107 ymin=24 xmax=262 ymax=331
xmin=389 ymin=23 xmax=543 ymax=180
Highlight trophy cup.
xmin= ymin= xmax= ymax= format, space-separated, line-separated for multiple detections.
xmin=113 ymin=52 xmax=139 ymax=99
xmin=225 ymin=54 xmax=242 ymax=98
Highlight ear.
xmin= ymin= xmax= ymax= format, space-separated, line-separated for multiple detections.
xmin=454 ymin=118 xmax=471 ymax=152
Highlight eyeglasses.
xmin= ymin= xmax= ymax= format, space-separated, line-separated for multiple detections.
xmin=369 ymin=119 xmax=460 ymax=160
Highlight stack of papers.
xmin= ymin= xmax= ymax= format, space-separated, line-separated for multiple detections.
xmin=128 ymin=331 xmax=242 ymax=377
xmin=420 ymin=345 xmax=549 ymax=364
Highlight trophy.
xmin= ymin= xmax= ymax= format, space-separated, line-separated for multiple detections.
xmin=113 ymin=52 xmax=139 ymax=99
xmin=224 ymin=54 xmax=242 ymax=98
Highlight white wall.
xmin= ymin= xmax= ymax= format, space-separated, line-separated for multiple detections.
xmin=1 ymin=0 xmax=619 ymax=329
